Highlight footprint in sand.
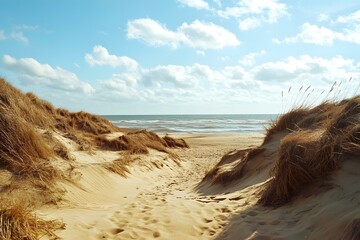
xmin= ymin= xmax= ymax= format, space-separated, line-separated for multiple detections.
xmin=111 ymin=228 xmax=124 ymax=235
xmin=153 ymin=231 xmax=161 ymax=238
xmin=215 ymin=214 xmax=227 ymax=221
xmin=221 ymin=207 xmax=231 ymax=213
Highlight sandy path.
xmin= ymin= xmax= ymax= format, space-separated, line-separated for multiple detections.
xmin=40 ymin=134 xmax=264 ymax=240
xmin=104 ymin=134 xmax=264 ymax=240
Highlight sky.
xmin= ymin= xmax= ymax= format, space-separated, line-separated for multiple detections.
xmin=0 ymin=0 xmax=359 ymax=115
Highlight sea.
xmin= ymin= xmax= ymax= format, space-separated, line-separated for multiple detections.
xmin=103 ymin=114 xmax=278 ymax=134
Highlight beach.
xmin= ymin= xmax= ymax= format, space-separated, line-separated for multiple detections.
xmin=0 ymin=78 xmax=359 ymax=240
xmin=36 ymin=133 xmax=265 ymax=240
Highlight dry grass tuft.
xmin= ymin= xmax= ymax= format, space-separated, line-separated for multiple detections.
xmin=0 ymin=109 xmax=57 ymax=182
xmin=0 ymin=201 xmax=64 ymax=240
xmin=259 ymin=94 xmax=360 ymax=207
xmin=104 ymin=154 xmax=135 ymax=177
xmin=203 ymin=92 xmax=359 ymax=207
xmin=203 ymin=148 xmax=264 ymax=185
xmin=163 ymin=135 xmax=189 ymax=148
xmin=97 ymin=130 xmax=188 ymax=154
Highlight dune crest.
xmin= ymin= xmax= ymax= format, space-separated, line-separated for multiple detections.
xmin=202 ymin=95 xmax=360 ymax=239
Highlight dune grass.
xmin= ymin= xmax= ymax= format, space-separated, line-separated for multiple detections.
xmin=0 ymin=77 xmax=188 ymax=181
xmin=0 ymin=201 xmax=64 ymax=240
xmin=0 ymin=77 xmax=190 ymax=238
xmin=104 ymin=154 xmax=135 ymax=177
xmin=259 ymin=95 xmax=360 ymax=206
xmin=202 ymin=85 xmax=359 ymax=207
xmin=202 ymin=148 xmax=264 ymax=185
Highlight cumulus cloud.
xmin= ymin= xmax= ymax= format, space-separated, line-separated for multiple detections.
xmin=177 ymin=0 xmax=210 ymax=10
xmin=217 ymin=0 xmax=288 ymax=30
xmin=127 ymin=18 xmax=240 ymax=50
xmin=127 ymin=18 xmax=180 ymax=48
xmin=94 ymin=55 xmax=359 ymax=109
xmin=239 ymin=17 xmax=262 ymax=31
xmin=239 ymin=50 xmax=266 ymax=66
xmin=213 ymin=0 xmax=221 ymax=7
xmin=252 ymin=55 xmax=357 ymax=83
xmin=275 ymin=10 xmax=360 ymax=45
xmin=336 ymin=10 xmax=360 ymax=24
xmin=100 ymin=73 xmax=138 ymax=99
xmin=3 ymin=55 xmax=95 ymax=93
xmin=141 ymin=65 xmax=201 ymax=88
xmin=85 ymin=45 xmax=138 ymax=70
xmin=273 ymin=23 xmax=340 ymax=45
xmin=178 ymin=20 xmax=240 ymax=49
xmin=318 ymin=14 xmax=329 ymax=22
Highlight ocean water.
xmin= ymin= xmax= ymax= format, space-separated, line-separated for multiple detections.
xmin=103 ymin=114 xmax=278 ymax=134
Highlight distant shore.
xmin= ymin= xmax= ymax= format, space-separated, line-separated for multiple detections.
xmin=104 ymin=114 xmax=275 ymax=134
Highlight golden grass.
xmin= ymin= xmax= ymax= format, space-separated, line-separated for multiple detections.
xmin=0 ymin=109 xmax=57 ymax=182
xmin=97 ymin=130 xmax=187 ymax=155
xmin=203 ymin=93 xmax=359 ymax=207
xmin=0 ymin=77 xmax=188 ymax=183
xmin=202 ymin=148 xmax=264 ymax=185
xmin=163 ymin=135 xmax=189 ymax=148
xmin=259 ymin=95 xmax=360 ymax=206
xmin=0 ymin=77 xmax=190 ymax=237
xmin=0 ymin=201 xmax=64 ymax=240
xmin=104 ymin=154 xmax=135 ymax=177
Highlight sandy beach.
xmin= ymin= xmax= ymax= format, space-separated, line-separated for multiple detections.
xmin=0 ymin=78 xmax=359 ymax=240
xmin=36 ymin=133 xmax=265 ymax=240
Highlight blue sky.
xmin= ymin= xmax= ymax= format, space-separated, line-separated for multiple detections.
xmin=0 ymin=0 xmax=359 ymax=114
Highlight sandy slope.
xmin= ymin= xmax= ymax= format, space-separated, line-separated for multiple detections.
xmin=37 ymin=133 xmax=263 ymax=240
xmin=37 ymin=132 xmax=360 ymax=240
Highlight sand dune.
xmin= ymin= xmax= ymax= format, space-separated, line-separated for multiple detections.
xmin=36 ymin=133 xmax=263 ymax=240
xmin=1 ymin=78 xmax=359 ymax=240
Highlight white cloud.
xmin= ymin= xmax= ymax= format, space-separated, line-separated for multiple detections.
xmin=3 ymin=55 xmax=95 ymax=94
xmin=273 ymin=23 xmax=340 ymax=45
xmin=239 ymin=50 xmax=266 ymax=66
xmin=213 ymin=0 xmax=221 ymax=7
xmin=127 ymin=18 xmax=240 ymax=50
xmin=0 ymin=30 xmax=29 ymax=44
xmin=275 ymin=10 xmax=360 ymax=45
xmin=177 ymin=0 xmax=210 ymax=10
xmin=141 ymin=65 xmax=201 ymax=87
xmin=252 ymin=55 xmax=357 ymax=83
xmin=318 ymin=14 xmax=329 ymax=22
xmin=336 ymin=10 xmax=360 ymax=24
xmin=239 ymin=17 xmax=261 ymax=31
xmin=178 ymin=20 xmax=240 ymax=49
xmin=100 ymin=73 xmax=138 ymax=99
xmin=85 ymin=45 xmax=138 ymax=71
xmin=217 ymin=0 xmax=288 ymax=30
xmin=93 ymin=55 xmax=359 ymax=109
xmin=340 ymin=25 xmax=360 ymax=44
xmin=10 ymin=31 xmax=29 ymax=44
xmin=127 ymin=18 xmax=180 ymax=48
xmin=14 ymin=24 xmax=39 ymax=30
xmin=196 ymin=50 xmax=205 ymax=56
